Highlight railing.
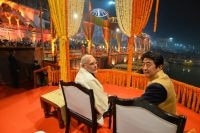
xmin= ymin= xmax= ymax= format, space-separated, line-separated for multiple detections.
xmin=33 ymin=66 xmax=52 ymax=88
xmin=34 ymin=66 xmax=200 ymax=114
xmin=172 ymin=79 xmax=200 ymax=113
xmin=96 ymin=69 xmax=148 ymax=89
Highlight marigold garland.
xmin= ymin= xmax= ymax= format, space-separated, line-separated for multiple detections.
xmin=48 ymin=0 xmax=85 ymax=81
xmin=115 ymin=0 xmax=158 ymax=87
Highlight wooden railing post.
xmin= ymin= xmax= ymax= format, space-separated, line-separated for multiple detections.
xmin=47 ymin=66 xmax=52 ymax=86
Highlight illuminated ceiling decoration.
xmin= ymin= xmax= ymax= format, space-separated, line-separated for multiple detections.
xmin=90 ymin=8 xmax=109 ymax=19
xmin=89 ymin=8 xmax=109 ymax=29
xmin=88 ymin=8 xmax=118 ymax=31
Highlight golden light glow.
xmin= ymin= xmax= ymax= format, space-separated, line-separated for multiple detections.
xmin=123 ymin=57 xmax=127 ymax=63
xmin=0 ymin=0 xmax=5 ymax=5
xmin=51 ymin=38 xmax=57 ymax=56
xmin=111 ymin=58 xmax=116 ymax=65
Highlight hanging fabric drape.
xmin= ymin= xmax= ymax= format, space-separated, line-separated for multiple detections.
xmin=48 ymin=0 xmax=68 ymax=81
xmin=116 ymin=32 xmax=122 ymax=52
xmin=154 ymin=0 xmax=159 ymax=32
xmin=68 ymin=0 xmax=85 ymax=37
xmin=115 ymin=0 xmax=157 ymax=87
xmin=48 ymin=0 xmax=84 ymax=81
xmin=115 ymin=0 xmax=153 ymax=37
xmin=115 ymin=0 xmax=133 ymax=37
xmin=102 ymin=26 xmax=111 ymax=53
xmin=82 ymin=21 xmax=95 ymax=54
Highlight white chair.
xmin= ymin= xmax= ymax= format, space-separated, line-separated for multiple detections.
xmin=60 ymin=81 xmax=112 ymax=133
xmin=112 ymin=97 xmax=186 ymax=133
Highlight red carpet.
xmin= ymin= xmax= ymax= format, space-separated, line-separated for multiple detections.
xmin=0 ymin=84 xmax=199 ymax=133
xmin=0 ymin=84 xmax=64 ymax=133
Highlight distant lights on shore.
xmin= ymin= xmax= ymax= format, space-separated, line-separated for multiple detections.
xmin=182 ymin=68 xmax=191 ymax=73
xmin=168 ymin=37 xmax=173 ymax=42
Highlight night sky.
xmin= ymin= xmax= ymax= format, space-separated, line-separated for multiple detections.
xmin=91 ymin=0 xmax=200 ymax=45
xmin=145 ymin=0 xmax=200 ymax=45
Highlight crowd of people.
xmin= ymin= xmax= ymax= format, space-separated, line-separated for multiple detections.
xmin=0 ymin=39 xmax=51 ymax=48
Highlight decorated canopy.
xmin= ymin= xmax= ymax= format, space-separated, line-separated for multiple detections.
xmin=48 ymin=0 xmax=159 ymax=83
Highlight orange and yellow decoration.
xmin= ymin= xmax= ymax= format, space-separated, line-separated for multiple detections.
xmin=115 ymin=0 xmax=159 ymax=86
xmin=48 ymin=0 xmax=85 ymax=81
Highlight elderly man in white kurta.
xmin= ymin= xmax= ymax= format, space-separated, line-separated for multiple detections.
xmin=75 ymin=54 xmax=109 ymax=126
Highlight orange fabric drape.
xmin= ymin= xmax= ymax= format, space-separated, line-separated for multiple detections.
xmin=116 ymin=32 xmax=122 ymax=52
xmin=82 ymin=21 xmax=95 ymax=54
xmin=154 ymin=0 xmax=159 ymax=32
xmin=102 ymin=27 xmax=111 ymax=53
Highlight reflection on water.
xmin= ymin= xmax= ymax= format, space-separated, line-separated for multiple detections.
xmin=166 ymin=63 xmax=200 ymax=87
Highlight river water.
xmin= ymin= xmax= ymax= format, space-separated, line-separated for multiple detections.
xmin=166 ymin=63 xmax=200 ymax=87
